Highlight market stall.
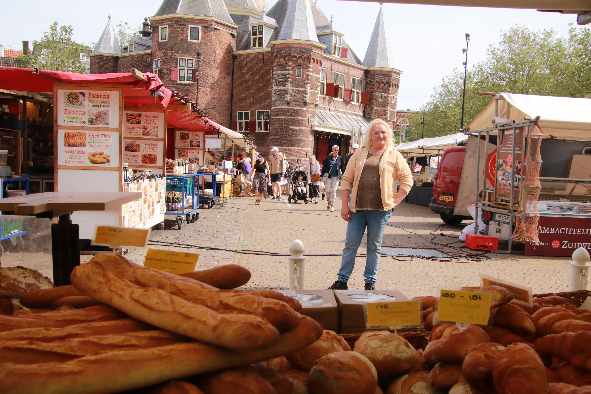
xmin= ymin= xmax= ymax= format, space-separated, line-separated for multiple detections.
xmin=465 ymin=93 xmax=591 ymax=255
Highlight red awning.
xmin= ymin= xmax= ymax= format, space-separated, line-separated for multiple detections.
xmin=166 ymin=110 xmax=219 ymax=131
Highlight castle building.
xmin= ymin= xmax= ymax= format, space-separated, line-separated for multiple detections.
xmin=90 ymin=0 xmax=401 ymax=160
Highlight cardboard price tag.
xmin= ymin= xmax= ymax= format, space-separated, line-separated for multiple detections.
xmin=481 ymin=274 xmax=533 ymax=306
xmin=437 ymin=290 xmax=492 ymax=325
xmin=366 ymin=300 xmax=421 ymax=327
xmin=94 ymin=226 xmax=149 ymax=247
xmin=144 ymin=248 xmax=199 ymax=275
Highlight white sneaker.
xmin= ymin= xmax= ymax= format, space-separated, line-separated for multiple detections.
xmin=330 ymin=206 xmax=334 ymax=212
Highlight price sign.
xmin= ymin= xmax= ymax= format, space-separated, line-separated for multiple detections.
xmin=366 ymin=300 xmax=421 ymax=327
xmin=94 ymin=226 xmax=149 ymax=247
xmin=437 ymin=290 xmax=492 ymax=325
xmin=144 ymin=248 xmax=199 ymax=275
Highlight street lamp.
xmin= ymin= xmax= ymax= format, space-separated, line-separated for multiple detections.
xmin=194 ymin=52 xmax=202 ymax=108
xmin=396 ymin=120 xmax=409 ymax=144
xmin=460 ymin=33 xmax=470 ymax=130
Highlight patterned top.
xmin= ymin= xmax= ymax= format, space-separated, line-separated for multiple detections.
xmin=356 ymin=151 xmax=384 ymax=210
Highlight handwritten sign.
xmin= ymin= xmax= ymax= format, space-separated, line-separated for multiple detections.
xmin=144 ymin=248 xmax=199 ymax=274
xmin=481 ymin=274 xmax=533 ymax=306
xmin=94 ymin=226 xmax=149 ymax=247
xmin=366 ymin=300 xmax=421 ymax=327
xmin=437 ymin=290 xmax=492 ymax=325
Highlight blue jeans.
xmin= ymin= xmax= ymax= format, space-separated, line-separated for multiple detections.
xmin=337 ymin=209 xmax=393 ymax=284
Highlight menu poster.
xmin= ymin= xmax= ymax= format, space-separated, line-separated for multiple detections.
xmin=124 ymin=139 xmax=164 ymax=167
xmin=495 ymin=127 xmax=524 ymax=201
xmin=58 ymin=129 xmax=119 ymax=167
xmin=175 ymin=130 xmax=203 ymax=149
xmin=175 ymin=149 xmax=202 ymax=165
xmin=58 ymin=90 xmax=120 ymax=128
xmin=124 ymin=112 xmax=164 ymax=139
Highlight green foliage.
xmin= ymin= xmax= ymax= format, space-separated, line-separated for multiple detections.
xmin=405 ymin=24 xmax=591 ymax=142
xmin=21 ymin=22 xmax=89 ymax=73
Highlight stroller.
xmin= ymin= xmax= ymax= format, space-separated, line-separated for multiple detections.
xmin=287 ymin=170 xmax=309 ymax=204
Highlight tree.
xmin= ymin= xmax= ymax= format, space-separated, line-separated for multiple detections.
xmin=404 ymin=24 xmax=591 ymax=141
xmin=21 ymin=22 xmax=89 ymax=73
xmin=115 ymin=21 xmax=142 ymax=51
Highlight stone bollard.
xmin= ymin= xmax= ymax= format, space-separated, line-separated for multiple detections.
xmin=288 ymin=240 xmax=306 ymax=290
xmin=570 ymin=247 xmax=590 ymax=291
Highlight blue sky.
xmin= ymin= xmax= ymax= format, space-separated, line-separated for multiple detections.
xmin=1 ymin=0 xmax=581 ymax=110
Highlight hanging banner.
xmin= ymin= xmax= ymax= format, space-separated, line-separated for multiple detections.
xmin=495 ymin=127 xmax=524 ymax=202
xmin=57 ymin=90 xmax=120 ymax=128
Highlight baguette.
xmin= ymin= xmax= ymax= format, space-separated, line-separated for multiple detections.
xmin=50 ymin=295 xmax=102 ymax=309
xmin=493 ymin=342 xmax=549 ymax=394
xmin=0 ymin=314 xmax=322 ymax=394
xmin=20 ymin=285 xmax=84 ymax=309
xmin=90 ymin=254 xmax=300 ymax=333
xmin=71 ymin=260 xmax=280 ymax=350
xmin=180 ymin=264 xmax=251 ymax=289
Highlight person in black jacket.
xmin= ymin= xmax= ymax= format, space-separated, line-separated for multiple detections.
xmin=344 ymin=143 xmax=359 ymax=170
xmin=321 ymin=145 xmax=344 ymax=212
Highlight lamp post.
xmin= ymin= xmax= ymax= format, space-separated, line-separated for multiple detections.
xmin=396 ymin=120 xmax=409 ymax=144
xmin=421 ymin=109 xmax=425 ymax=139
xmin=194 ymin=52 xmax=202 ymax=108
xmin=460 ymin=33 xmax=470 ymax=130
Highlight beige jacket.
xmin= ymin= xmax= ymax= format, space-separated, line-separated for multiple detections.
xmin=341 ymin=146 xmax=413 ymax=213
xmin=269 ymin=152 xmax=286 ymax=174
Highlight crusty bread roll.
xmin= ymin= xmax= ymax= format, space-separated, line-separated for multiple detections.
xmin=461 ymin=342 xmax=505 ymax=388
xmin=196 ymin=366 xmax=276 ymax=394
xmin=283 ymin=369 xmax=309 ymax=394
xmin=484 ymin=326 xmax=529 ymax=346
xmin=353 ymin=330 xmax=418 ymax=376
xmin=71 ymin=259 xmax=281 ymax=351
xmin=548 ymin=382 xmax=591 ymax=394
xmin=387 ymin=370 xmax=441 ymax=394
xmin=551 ymin=320 xmax=591 ymax=334
xmin=554 ymin=364 xmax=591 ymax=387
xmin=448 ymin=376 xmax=487 ymax=394
xmin=493 ymin=342 xmax=549 ymax=394
xmin=423 ymin=325 xmax=490 ymax=366
xmin=428 ymin=362 xmax=462 ymax=388
xmin=533 ymin=307 xmax=574 ymax=326
xmin=180 ymin=264 xmax=251 ymax=289
xmin=430 ymin=322 xmax=455 ymax=341
xmin=0 ymin=314 xmax=322 ymax=394
xmin=308 ymin=351 xmax=378 ymax=394
xmin=412 ymin=296 xmax=438 ymax=309
xmin=265 ymin=356 xmax=295 ymax=374
xmin=286 ymin=329 xmax=350 ymax=371
xmin=263 ymin=371 xmax=295 ymax=394
xmin=20 ymin=285 xmax=84 ymax=309
xmin=537 ymin=312 xmax=583 ymax=337
xmin=492 ymin=302 xmax=536 ymax=341
xmin=479 ymin=285 xmax=513 ymax=308
xmin=535 ymin=331 xmax=591 ymax=372
xmin=0 ymin=267 xmax=54 ymax=299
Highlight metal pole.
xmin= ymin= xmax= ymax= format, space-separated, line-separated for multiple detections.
xmin=460 ymin=33 xmax=470 ymax=130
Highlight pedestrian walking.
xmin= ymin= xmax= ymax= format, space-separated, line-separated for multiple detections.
xmin=329 ymin=119 xmax=413 ymax=290
xmin=269 ymin=147 xmax=286 ymax=200
xmin=252 ymin=154 xmax=269 ymax=205
xmin=321 ymin=145 xmax=344 ymax=212
xmin=303 ymin=155 xmax=322 ymax=204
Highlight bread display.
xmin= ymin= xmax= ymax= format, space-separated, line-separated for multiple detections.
xmin=353 ymin=330 xmax=418 ymax=376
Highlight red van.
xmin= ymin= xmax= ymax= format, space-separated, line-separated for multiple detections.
xmin=429 ymin=146 xmax=470 ymax=225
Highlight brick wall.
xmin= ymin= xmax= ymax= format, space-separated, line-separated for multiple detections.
xmin=365 ymin=69 xmax=400 ymax=124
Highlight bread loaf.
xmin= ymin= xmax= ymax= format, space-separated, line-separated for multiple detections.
xmin=265 ymin=356 xmax=295 ymax=374
xmin=286 ymin=329 xmax=350 ymax=371
xmin=551 ymin=320 xmax=591 ymax=334
xmin=485 ymin=326 xmax=529 ymax=346
xmin=535 ymin=331 xmax=591 ymax=371
xmin=548 ymin=382 xmax=591 ymax=394
xmin=20 ymin=285 xmax=84 ymax=309
xmin=308 ymin=351 xmax=378 ymax=394
xmin=71 ymin=259 xmax=281 ymax=351
xmin=537 ymin=312 xmax=583 ymax=337
xmin=554 ymin=364 xmax=591 ymax=387
xmin=387 ymin=371 xmax=441 ymax=394
xmin=448 ymin=376 xmax=487 ymax=394
xmin=461 ymin=342 xmax=505 ymax=388
xmin=0 ymin=266 xmax=54 ymax=299
xmin=493 ymin=342 xmax=549 ymax=394
xmin=0 ymin=314 xmax=322 ymax=394
xmin=180 ymin=264 xmax=251 ymax=289
xmin=423 ymin=325 xmax=490 ymax=366
xmin=262 ymin=371 xmax=295 ymax=394
xmin=196 ymin=366 xmax=276 ymax=394
xmin=492 ymin=302 xmax=536 ymax=341
xmin=428 ymin=362 xmax=462 ymax=388
xmin=353 ymin=330 xmax=418 ymax=377
xmin=429 ymin=322 xmax=455 ymax=341
xmin=283 ymin=369 xmax=309 ymax=394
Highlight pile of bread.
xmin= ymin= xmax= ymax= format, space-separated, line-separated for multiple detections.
xmin=2 ymin=256 xmax=591 ymax=394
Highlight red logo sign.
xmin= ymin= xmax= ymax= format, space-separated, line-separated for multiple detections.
xmin=487 ymin=150 xmax=497 ymax=187
xmin=552 ymin=240 xmax=560 ymax=248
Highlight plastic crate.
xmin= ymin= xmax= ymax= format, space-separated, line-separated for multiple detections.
xmin=465 ymin=233 xmax=498 ymax=251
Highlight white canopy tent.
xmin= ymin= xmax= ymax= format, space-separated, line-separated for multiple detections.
xmin=467 ymin=93 xmax=591 ymax=139
xmin=396 ymin=132 xmax=468 ymax=156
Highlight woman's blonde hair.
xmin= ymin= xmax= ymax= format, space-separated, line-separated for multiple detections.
xmin=365 ymin=119 xmax=394 ymax=147
xmin=309 ymin=155 xmax=317 ymax=165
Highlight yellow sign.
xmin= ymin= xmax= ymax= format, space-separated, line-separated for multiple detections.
xmin=481 ymin=275 xmax=532 ymax=306
xmin=366 ymin=300 xmax=421 ymax=327
xmin=437 ymin=290 xmax=492 ymax=325
xmin=94 ymin=226 xmax=149 ymax=247
xmin=144 ymin=248 xmax=199 ymax=275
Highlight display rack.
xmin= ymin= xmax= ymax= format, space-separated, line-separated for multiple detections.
xmin=196 ymin=172 xmax=217 ymax=209
xmin=165 ymin=174 xmax=199 ymax=230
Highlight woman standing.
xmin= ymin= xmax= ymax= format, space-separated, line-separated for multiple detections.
xmin=252 ymin=153 xmax=269 ymax=205
xmin=329 ymin=119 xmax=413 ymax=290
xmin=303 ymin=155 xmax=321 ymax=204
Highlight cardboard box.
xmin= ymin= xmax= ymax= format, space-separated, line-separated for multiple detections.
xmin=279 ymin=290 xmax=339 ymax=331
xmin=334 ymin=290 xmax=408 ymax=333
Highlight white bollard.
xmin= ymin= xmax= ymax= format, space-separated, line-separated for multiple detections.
xmin=288 ymin=240 xmax=306 ymax=290
xmin=570 ymin=247 xmax=590 ymax=291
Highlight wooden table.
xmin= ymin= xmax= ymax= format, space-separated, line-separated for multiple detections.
xmin=0 ymin=192 xmax=142 ymax=285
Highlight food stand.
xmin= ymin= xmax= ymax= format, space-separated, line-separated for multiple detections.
xmin=466 ymin=93 xmax=591 ymax=255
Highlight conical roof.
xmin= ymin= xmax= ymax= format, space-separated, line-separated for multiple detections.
xmin=363 ymin=6 xmax=394 ymax=68
xmin=92 ymin=17 xmax=121 ymax=54
xmin=276 ymin=0 xmax=318 ymax=42
xmin=155 ymin=0 xmax=235 ymax=26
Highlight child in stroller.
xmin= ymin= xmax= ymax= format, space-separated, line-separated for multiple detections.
xmin=288 ymin=170 xmax=309 ymax=204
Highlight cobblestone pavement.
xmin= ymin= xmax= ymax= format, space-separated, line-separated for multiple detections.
xmin=123 ymin=189 xmax=572 ymax=299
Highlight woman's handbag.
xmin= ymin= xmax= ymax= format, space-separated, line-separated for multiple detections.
xmin=311 ymin=173 xmax=321 ymax=183
xmin=235 ymin=173 xmax=245 ymax=186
